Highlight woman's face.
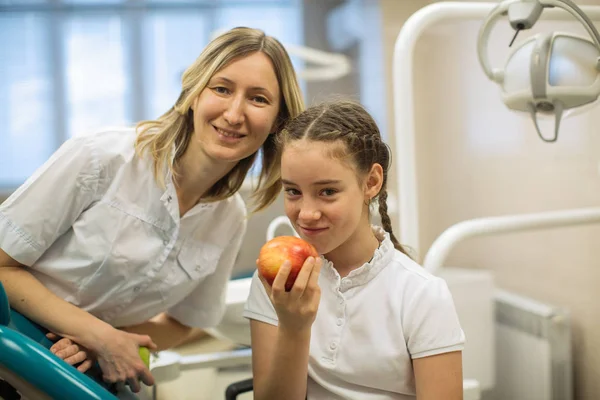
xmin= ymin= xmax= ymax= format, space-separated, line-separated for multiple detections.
xmin=191 ymin=51 xmax=281 ymax=165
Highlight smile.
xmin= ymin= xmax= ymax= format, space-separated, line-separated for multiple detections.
xmin=215 ymin=126 xmax=245 ymax=139
xmin=299 ymin=226 xmax=329 ymax=236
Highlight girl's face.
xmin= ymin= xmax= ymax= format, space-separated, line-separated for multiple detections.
xmin=281 ymin=139 xmax=376 ymax=257
xmin=191 ymin=52 xmax=281 ymax=165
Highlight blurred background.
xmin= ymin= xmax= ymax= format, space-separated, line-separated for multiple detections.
xmin=2 ymin=0 xmax=600 ymax=399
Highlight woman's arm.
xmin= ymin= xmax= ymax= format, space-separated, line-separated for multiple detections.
xmin=413 ymin=351 xmax=463 ymax=400
xmin=0 ymin=249 xmax=156 ymax=392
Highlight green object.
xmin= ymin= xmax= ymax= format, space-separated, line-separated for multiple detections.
xmin=139 ymin=346 xmax=150 ymax=368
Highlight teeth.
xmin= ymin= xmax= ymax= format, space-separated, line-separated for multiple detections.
xmin=217 ymin=128 xmax=243 ymax=138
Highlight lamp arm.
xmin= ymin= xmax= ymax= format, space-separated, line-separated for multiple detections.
xmin=477 ymin=0 xmax=521 ymax=83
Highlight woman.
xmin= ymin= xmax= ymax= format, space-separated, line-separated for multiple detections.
xmin=0 ymin=27 xmax=303 ymax=392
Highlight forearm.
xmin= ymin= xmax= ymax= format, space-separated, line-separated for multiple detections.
xmin=0 ymin=266 xmax=112 ymax=347
xmin=120 ymin=313 xmax=194 ymax=350
xmin=255 ymin=327 xmax=311 ymax=400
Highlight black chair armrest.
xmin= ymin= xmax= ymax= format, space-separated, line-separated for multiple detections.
xmin=225 ymin=377 xmax=254 ymax=400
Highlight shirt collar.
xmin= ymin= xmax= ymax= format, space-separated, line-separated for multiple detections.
xmin=321 ymin=225 xmax=396 ymax=291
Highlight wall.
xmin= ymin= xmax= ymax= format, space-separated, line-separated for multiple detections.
xmin=381 ymin=0 xmax=600 ymax=398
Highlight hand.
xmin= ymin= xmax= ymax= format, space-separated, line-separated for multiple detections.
xmin=259 ymin=256 xmax=322 ymax=334
xmin=46 ymin=333 xmax=94 ymax=373
xmin=82 ymin=326 xmax=158 ymax=393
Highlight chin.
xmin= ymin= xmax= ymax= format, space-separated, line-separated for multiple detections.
xmin=209 ymin=148 xmax=252 ymax=163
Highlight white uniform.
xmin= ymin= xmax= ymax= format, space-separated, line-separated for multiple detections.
xmin=0 ymin=128 xmax=246 ymax=328
xmin=244 ymin=227 xmax=465 ymax=400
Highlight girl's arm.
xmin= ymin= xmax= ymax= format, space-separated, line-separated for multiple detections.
xmin=0 ymin=249 xmax=156 ymax=393
xmin=250 ymin=320 xmax=311 ymax=400
xmin=413 ymin=351 xmax=463 ymax=400
xmin=250 ymin=257 xmax=322 ymax=400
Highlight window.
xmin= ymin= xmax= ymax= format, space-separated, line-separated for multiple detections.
xmin=0 ymin=0 xmax=302 ymax=192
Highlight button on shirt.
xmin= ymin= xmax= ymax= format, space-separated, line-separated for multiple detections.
xmin=0 ymin=128 xmax=247 ymax=328
xmin=244 ymin=227 xmax=465 ymax=400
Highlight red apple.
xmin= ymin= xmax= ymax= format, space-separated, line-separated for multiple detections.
xmin=257 ymin=236 xmax=319 ymax=291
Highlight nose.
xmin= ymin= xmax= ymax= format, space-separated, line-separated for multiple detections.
xmin=223 ymin=95 xmax=245 ymax=126
xmin=298 ymin=199 xmax=322 ymax=222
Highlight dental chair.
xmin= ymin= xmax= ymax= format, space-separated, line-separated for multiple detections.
xmin=0 ymin=282 xmax=119 ymax=400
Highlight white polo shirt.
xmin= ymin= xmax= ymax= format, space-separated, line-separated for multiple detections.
xmin=0 ymin=128 xmax=247 ymax=328
xmin=244 ymin=227 xmax=465 ymax=400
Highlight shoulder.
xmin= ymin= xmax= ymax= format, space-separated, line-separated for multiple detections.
xmin=82 ymin=127 xmax=138 ymax=162
xmin=65 ymin=127 xmax=138 ymax=172
xmin=384 ymin=250 xmax=452 ymax=306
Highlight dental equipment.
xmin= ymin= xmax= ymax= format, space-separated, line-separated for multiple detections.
xmin=393 ymin=1 xmax=600 ymax=259
xmin=477 ymin=0 xmax=600 ymax=143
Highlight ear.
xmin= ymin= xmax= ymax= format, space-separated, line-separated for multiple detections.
xmin=364 ymin=163 xmax=383 ymax=201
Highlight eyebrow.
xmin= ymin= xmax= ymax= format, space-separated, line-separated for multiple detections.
xmin=281 ymin=179 xmax=342 ymax=186
xmin=211 ymin=76 xmax=275 ymax=97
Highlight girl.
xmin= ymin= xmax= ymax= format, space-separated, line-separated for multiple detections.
xmin=244 ymin=100 xmax=465 ymax=399
xmin=0 ymin=27 xmax=303 ymax=392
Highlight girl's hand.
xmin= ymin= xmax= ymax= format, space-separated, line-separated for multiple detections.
xmin=259 ymin=256 xmax=322 ymax=334
xmin=82 ymin=326 xmax=158 ymax=393
xmin=46 ymin=333 xmax=94 ymax=373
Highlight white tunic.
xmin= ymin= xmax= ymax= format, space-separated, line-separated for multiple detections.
xmin=0 ymin=128 xmax=246 ymax=328
xmin=244 ymin=227 xmax=465 ymax=399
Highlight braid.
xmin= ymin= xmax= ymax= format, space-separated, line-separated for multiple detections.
xmin=377 ymin=189 xmax=409 ymax=255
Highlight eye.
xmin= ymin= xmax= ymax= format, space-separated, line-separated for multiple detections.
xmin=321 ymin=188 xmax=338 ymax=197
xmin=252 ymin=96 xmax=269 ymax=104
xmin=284 ymin=188 xmax=301 ymax=197
xmin=213 ymin=86 xmax=230 ymax=95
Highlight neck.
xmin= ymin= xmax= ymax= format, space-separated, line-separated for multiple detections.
xmin=324 ymin=219 xmax=380 ymax=278
xmin=173 ymin=144 xmax=237 ymax=216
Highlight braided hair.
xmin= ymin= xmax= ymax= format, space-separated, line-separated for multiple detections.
xmin=277 ymin=100 xmax=409 ymax=255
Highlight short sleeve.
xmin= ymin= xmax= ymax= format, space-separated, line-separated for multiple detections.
xmin=0 ymin=135 xmax=101 ymax=266
xmin=167 ymin=217 xmax=247 ymax=328
xmin=404 ymin=277 xmax=465 ymax=359
xmin=242 ymin=270 xmax=278 ymax=326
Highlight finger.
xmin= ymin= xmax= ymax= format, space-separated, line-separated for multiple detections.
xmin=257 ymin=273 xmax=273 ymax=296
xmin=139 ymin=368 xmax=155 ymax=387
xmin=127 ymin=377 xmax=141 ymax=393
xmin=55 ymin=344 xmax=79 ymax=359
xmin=290 ymin=257 xmax=316 ymax=298
xmin=308 ymin=257 xmax=322 ymax=286
xmin=50 ymin=338 xmax=72 ymax=353
xmin=64 ymin=350 xmax=88 ymax=366
xmin=132 ymin=334 xmax=158 ymax=351
xmin=304 ymin=257 xmax=322 ymax=297
xmin=271 ymin=261 xmax=291 ymax=295
xmin=76 ymin=359 xmax=94 ymax=373
xmin=46 ymin=332 xmax=59 ymax=341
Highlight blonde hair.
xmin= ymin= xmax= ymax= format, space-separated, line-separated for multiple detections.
xmin=278 ymin=100 xmax=410 ymax=256
xmin=135 ymin=27 xmax=304 ymax=211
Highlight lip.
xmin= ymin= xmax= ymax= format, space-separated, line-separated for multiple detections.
xmin=213 ymin=125 xmax=246 ymax=142
xmin=299 ymin=226 xmax=329 ymax=236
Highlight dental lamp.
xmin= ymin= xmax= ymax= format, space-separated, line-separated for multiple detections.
xmin=477 ymin=0 xmax=600 ymax=142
